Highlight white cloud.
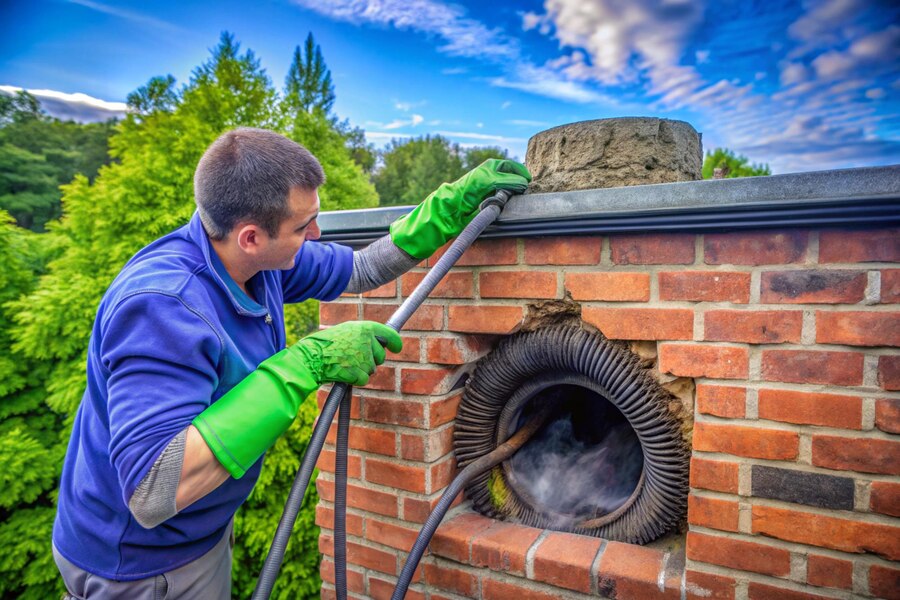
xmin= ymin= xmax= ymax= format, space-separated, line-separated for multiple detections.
xmin=695 ymin=50 xmax=710 ymax=64
xmin=291 ymin=0 xmax=520 ymax=61
xmin=433 ymin=130 xmax=527 ymax=144
xmin=505 ymin=119 xmax=549 ymax=127
xmin=441 ymin=67 xmax=468 ymax=75
xmin=67 ymin=0 xmax=186 ymax=34
xmin=0 ymin=85 xmax=128 ymax=122
xmin=865 ymin=87 xmax=886 ymax=99
xmin=383 ymin=113 xmax=424 ymax=129
xmin=501 ymin=101 xmax=512 ymax=109
xmin=779 ymin=62 xmax=811 ymax=86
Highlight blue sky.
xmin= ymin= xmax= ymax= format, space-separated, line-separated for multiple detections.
xmin=2 ymin=0 xmax=898 ymax=174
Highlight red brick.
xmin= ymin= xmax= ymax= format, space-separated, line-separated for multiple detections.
xmin=877 ymin=398 xmax=900 ymax=433
xmin=471 ymin=522 xmax=541 ymax=575
xmin=365 ymin=458 xmax=427 ymax=493
xmin=320 ymin=558 xmax=366 ymax=593
xmin=400 ymin=427 xmax=454 ymax=462
xmin=659 ymin=271 xmax=750 ymax=303
xmin=365 ymin=518 xmax=419 ymax=552
xmin=688 ymin=494 xmax=740 ymax=532
xmin=393 ymin=336 xmax=421 ymax=362
xmin=429 ymin=512 xmax=494 ymax=562
xmin=705 ymin=310 xmax=803 ymax=344
xmin=429 ymin=393 xmax=461 ymax=427
xmin=363 ymin=396 xmax=426 ymax=428
xmin=758 ymin=388 xmax=862 ymax=429
xmin=693 ymin=422 xmax=798 ymax=460
xmin=429 ymin=238 xmax=518 ymax=266
xmin=807 ymin=554 xmax=852 ymax=590
xmin=316 ymin=505 xmax=365 ymax=537
xmin=871 ymin=481 xmax=900 ymax=517
xmin=363 ymin=303 xmax=443 ymax=331
xmin=880 ymin=355 xmax=900 ymax=390
xmin=321 ymin=301 xmax=358 ymax=325
xmin=761 ymin=350 xmax=864 ymax=386
xmin=812 ymin=434 xmax=900 ymax=475
xmin=696 ymin=384 xmax=746 ymax=418
xmin=482 ymin=578 xmax=560 ymax=600
xmin=524 ymin=236 xmax=602 ymax=265
xmin=423 ymin=562 xmax=477 ymax=597
xmin=584 ymin=307 xmax=694 ymax=340
xmin=448 ymin=305 xmax=523 ymax=334
xmin=690 ymin=457 xmax=739 ymax=494
xmin=480 ymin=271 xmax=557 ymax=299
xmin=705 ymin=231 xmax=808 ymax=265
xmin=399 ymin=367 xmax=455 ymax=395
xmin=533 ymin=531 xmax=602 ymax=593
xmin=870 ymin=564 xmax=900 ymax=600
xmin=347 ymin=540 xmax=397 ymax=574
xmin=429 ymin=456 xmax=457 ymax=492
xmin=685 ymin=570 xmax=736 ymax=600
xmin=317 ymin=448 xmax=362 ymax=477
xmin=401 ymin=271 xmax=473 ymax=298
xmin=425 ymin=335 xmax=490 ymax=365
xmin=402 ymin=495 xmax=462 ymax=524
xmin=359 ymin=366 xmax=396 ymax=391
xmin=882 ymin=269 xmax=900 ymax=303
xmin=566 ymin=272 xmax=651 ymax=301
xmin=761 ymin=269 xmax=867 ymax=304
xmin=368 ymin=577 xmax=425 ymax=600
xmin=686 ymin=531 xmax=790 ymax=577
xmin=362 ymin=281 xmax=398 ymax=298
xmin=752 ymin=504 xmax=900 ymax=560
xmin=659 ymin=343 xmax=749 ymax=379
xmin=597 ymin=541 xmax=676 ymax=600
xmin=819 ymin=228 xmax=900 ymax=263
xmin=316 ymin=480 xmax=399 ymax=518
xmin=817 ymin=310 xmax=900 ymax=347
xmin=611 ymin=233 xmax=695 ymax=265
xmin=747 ymin=582 xmax=833 ymax=600
xmin=348 ymin=425 xmax=396 ymax=456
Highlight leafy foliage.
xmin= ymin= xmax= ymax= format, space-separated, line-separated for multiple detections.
xmin=374 ymin=135 xmax=509 ymax=206
xmin=2 ymin=32 xmax=376 ymax=598
xmin=0 ymin=91 xmax=115 ymax=231
xmin=702 ymin=147 xmax=772 ymax=179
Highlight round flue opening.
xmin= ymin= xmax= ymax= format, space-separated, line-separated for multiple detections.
xmin=504 ymin=383 xmax=644 ymax=521
xmin=456 ymin=326 xmax=689 ymax=544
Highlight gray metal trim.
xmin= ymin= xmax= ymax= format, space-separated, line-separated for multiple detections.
xmin=318 ymin=165 xmax=900 ymax=247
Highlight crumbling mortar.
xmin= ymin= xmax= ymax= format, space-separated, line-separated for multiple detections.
xmin=745 ymin=388 xmax=759 ymax=419
xmin=801 ymin=310 xmax=816 ymax=345
xmin=749 ymin=270 xmax=761 ymax=304
xmin=854 ymin=480 xmax=871 ymax=513
xmin=865 ymin=269 xmax=881 ymax=305
xmin=861 ymin=397 xmax=876 ymax=430
xmin=590 ymin=539 xmax=607 ymax=596
xmin=789 ymin=553 xmax=807 ymax=583
xmin=863 ymin=354 xmax=879 ymax=389
xmin=808 ymin=231 xmax=820 ymax=265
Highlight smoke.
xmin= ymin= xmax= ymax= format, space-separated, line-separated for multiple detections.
xmin=507 ymin=386 xmax=644 ymax=521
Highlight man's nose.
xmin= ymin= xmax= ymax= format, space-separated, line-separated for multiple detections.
xmin=307 ymin=219 xmax=321 ymax=240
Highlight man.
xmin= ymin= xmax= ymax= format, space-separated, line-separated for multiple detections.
xmin=52 ymin=127 xmax=530 ymax=599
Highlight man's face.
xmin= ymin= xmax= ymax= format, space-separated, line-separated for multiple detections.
xmin=261 ymin=186 xmax=321 ymax=271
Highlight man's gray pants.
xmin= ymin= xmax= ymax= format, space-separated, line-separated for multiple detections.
xmin=52 ymin=521 xmax=233 ymax=599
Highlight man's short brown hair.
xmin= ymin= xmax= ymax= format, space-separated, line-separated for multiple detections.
xmin=194 ymin=128 xmax=325 ymax=240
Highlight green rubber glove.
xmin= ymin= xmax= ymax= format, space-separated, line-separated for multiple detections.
xmin=193 ymin=321 xmax=402 ymax=478
xmin=390 ymin=158 xmax=532 ymax=259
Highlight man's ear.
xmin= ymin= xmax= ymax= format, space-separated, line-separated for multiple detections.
xmin=235 ymin=224 xmax=267 ymax=255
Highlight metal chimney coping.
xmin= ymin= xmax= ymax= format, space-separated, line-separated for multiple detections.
xmin=317 ymin=165 xmax=900 ymax=247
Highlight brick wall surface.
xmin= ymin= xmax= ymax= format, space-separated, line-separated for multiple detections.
xmin=318 ymin=227 xmax=900 ymax=600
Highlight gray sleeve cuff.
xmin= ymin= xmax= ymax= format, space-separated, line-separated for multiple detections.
xmin=128 ymin=427 xmax=187 ymax=529
xmin=345 ymin=234 xmax=420 ymax=294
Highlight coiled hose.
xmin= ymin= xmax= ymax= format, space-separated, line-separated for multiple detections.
xmin=252 ymin=191 xmax=511 ymax=600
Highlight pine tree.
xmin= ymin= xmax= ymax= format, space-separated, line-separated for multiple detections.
xmin=3 ymin=32 xmax=377 ymax=599
xmin=284 ymin=32 xmax=336 ymax=117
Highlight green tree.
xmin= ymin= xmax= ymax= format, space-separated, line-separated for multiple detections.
xmin=702 ymin=148 xmax=771 ymax=179
xmin=0 ymin=212 xmax=64 ymax=599
xmin=374 ymin=135 xmax=510 ymax=206
xmin=4 ymin=32 xmax=376 ymax=599
xmin=284 ymin=32 xmax=335 ymax=117
xmin=0 ymin=90 xmax=115 ymax=230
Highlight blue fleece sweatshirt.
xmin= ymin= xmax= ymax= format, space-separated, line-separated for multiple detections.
xmin=52 ymin=212 xmax=353 ymax=580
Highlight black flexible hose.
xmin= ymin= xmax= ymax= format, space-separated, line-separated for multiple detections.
xmin=390 ymin=404 xmax=555 ymax=600
xmin=334 ymin=386 xmax=351 ymax=600
xmin=252 ymin=190 xmax=512 ymax=599
xmin=252 ymin=382 xmax=349 ymax=600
